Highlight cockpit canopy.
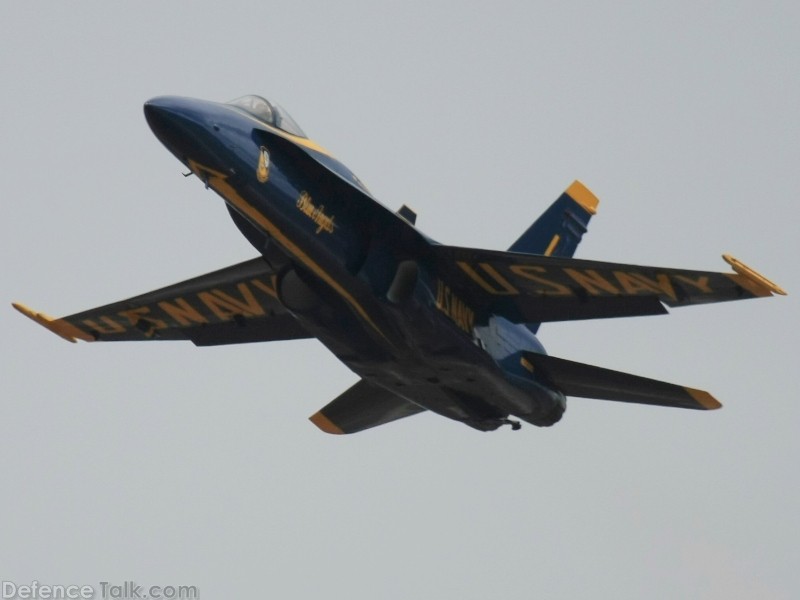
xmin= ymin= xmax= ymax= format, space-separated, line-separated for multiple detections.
xmin=227 ymin=95 xmax=307 ymax=138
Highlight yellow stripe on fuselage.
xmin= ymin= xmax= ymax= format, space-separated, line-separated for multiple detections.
xmin=188 ymin=160 xmax=389 ymax=344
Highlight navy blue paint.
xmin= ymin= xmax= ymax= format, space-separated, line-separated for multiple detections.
xmin=144 ymin=95 xmax=567 ymax=430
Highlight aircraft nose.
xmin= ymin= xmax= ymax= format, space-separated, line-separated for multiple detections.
xmin=143 ymin=96 xmax=225 ymax=167
xmin=144 ymin=96 xmax=191 ymax=142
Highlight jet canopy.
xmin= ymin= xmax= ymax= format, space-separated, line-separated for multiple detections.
xmin=227 ymin=95 xmax=307 ymax=138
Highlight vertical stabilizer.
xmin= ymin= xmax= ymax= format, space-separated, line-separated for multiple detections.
xmin=508 ymin=180 xmax=598 ymax=257
xmin=508 ymin=180 xmax=599 ymax=334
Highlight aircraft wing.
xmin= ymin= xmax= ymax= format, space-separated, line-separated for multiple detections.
xmin=431 ymin=246 xmax=785 ymax=324
xmin=13 ymin=258 xmax=311 ymax=345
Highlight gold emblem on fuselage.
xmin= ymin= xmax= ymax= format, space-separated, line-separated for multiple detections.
xmin=256 ymin=146 xmax=270 ymax=183
xmin=296 ymin=191 xmax=336 ymax=234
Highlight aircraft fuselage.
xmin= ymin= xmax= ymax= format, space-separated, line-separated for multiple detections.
xmin=144 ymin=96 xmax=565 ymax=431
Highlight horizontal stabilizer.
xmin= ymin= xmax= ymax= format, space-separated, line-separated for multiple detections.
xmin=521 ymin=351 xmax=721 ymax=410
xmin=310 ymin=379 xmax=426 ymax=434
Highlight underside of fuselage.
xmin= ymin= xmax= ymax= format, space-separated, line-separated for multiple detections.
xmin=231 ymin=210 xmax=566 ymax=431
xmin=142 ymin=95 xmax=568 ymax=431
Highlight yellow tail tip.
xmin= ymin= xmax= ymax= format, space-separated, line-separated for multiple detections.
xmin=566 ymin=180 xmax=599 ymax=215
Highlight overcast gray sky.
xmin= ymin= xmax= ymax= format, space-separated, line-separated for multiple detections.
xmin=2 ymin=2 xmax=798 ymax=598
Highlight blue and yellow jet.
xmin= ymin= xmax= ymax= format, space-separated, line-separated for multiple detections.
xmin=14 ymin=95 xmax=787 ymax=433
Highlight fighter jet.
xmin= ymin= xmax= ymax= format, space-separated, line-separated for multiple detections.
xmin=14 ymin=95 xmax=786 ymax=433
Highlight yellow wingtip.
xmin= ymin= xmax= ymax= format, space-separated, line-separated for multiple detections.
xmin=566 ymin=180 xmax=599 ymax=215
xmin=722 ymin=254 xmax=787 ymax=296
xmin=12 ymin=302 xmax=91 ymax=343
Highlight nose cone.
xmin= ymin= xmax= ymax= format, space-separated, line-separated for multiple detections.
xmin=144 ymin=96 xmax=227 ymax=168
xmin=144 ymin=96 xmax=196 ymax=147
xmin=143 ymin=96 xmax=174 ymax=129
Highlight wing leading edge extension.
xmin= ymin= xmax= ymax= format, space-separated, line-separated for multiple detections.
xmin=430 ymin=245 xmax=785 ymax=325
xmin=13 ymin=258 xmax=310 ymax=346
